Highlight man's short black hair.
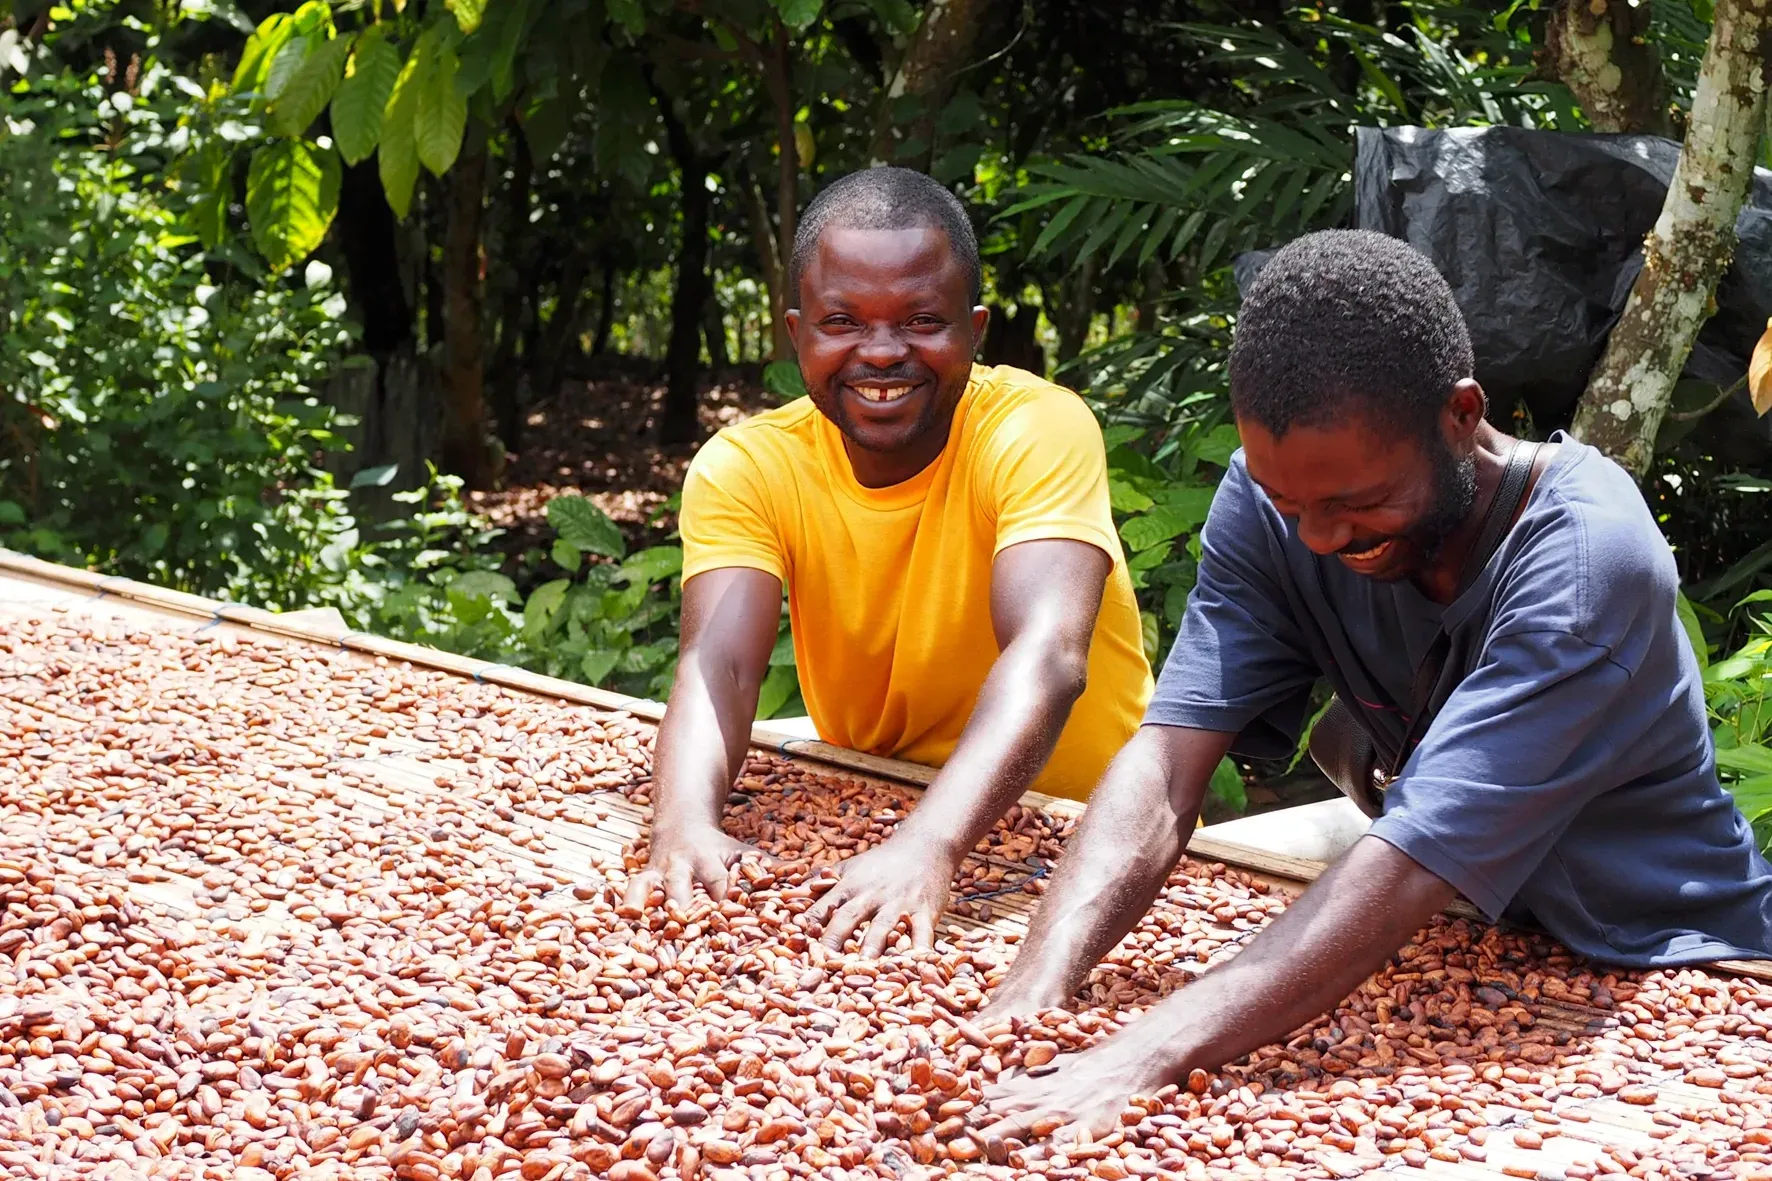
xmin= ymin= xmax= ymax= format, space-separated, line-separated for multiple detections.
xmin=789 ymin=166 xmax=982 ymax=305
xmin=1228 ymin=229 xmax=1475 ymax=441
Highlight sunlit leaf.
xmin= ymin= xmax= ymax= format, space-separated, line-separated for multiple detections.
xmin=755 ymin=664 xmax=799 ymax=720
xmin=271 ymin=33 xmax=349 ymax=138
xmin=332 ymin=27 xmax=399 ymax=165
xmin=378 ymin=47 xmax=422 ymax=218
xmin=775 ymin=0 xmax=822 ymax=31
xmin=1209 ymin=757 xmax=1247 ymax=813
xmin=1750 ymin=317 xmax=1772 ymax=416
xmin=446 ymin=0 xmax=485 ymax=34
xmin=452 ymin=570 xmax=517 ymax=603
xmin=548 ymin=495 xmax=625 ymax=559
xmin=245 ymin=138 xmax=340 ymax=272
xmin=415 ymin=39 xmax=467 ymax=176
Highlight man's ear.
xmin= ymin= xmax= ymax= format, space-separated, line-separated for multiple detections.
xmin=971 ymin=305 xmax=990 ymax=350
xmin=784 ymin=308 xmax=802 ymax=339
xmin=1443 ymin=378 xmax=1488 ymax=444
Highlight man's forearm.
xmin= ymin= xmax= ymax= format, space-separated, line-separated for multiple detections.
xmin=1112 ymin=835 xmax=1455 ymax=1081
xmin=894 ymin=636 xmax=1087 ymax=863
xmin=991 ymin=727 xmax=1226 ymax=1008
xmin=650 ymin=663 xmax=754 ymax=835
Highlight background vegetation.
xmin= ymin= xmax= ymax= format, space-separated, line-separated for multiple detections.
xmin=3 ymin=0 xmax=1771 ymax=835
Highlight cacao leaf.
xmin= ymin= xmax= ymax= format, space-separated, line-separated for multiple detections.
xmin=377 ymin=47 xmax=422 ymax=219
xmin=415 ymin=39 xmax=467 ymax=175
xmin=331 ymin=27 xmax=399 ymax=165
xmin=245 ymin=138 xmax=340 ymax=272
xmin=270 ymin=33 xmax=349 ymax=138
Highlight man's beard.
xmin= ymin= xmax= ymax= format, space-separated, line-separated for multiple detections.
xmin=1404 ymin=442 xmax=1478 ymax=568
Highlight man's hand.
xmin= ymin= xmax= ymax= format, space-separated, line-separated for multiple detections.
xmin=973 ymin=1038 xmax=1172 ymax=1152
xmin=622 ymin=825 xmax=771 ymax=910
xmin=634 ymin=566 xmax=782 ymax=913
xmin=971 ymin=834 xmax=1454 ymax=1144
xmin=807 ymin=837 xmax=957 ymax=955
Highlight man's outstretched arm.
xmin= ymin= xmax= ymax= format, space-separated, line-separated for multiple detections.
xmin=623 ymin=567 xmax=782 ymax=910
xmin=974 ymin=830 xmax=1454 ymax=1146
xmin=983 ymin=724 xmax=1233 ymax=1014
xmin=811 ymin=537 xmax=1110 ymax=956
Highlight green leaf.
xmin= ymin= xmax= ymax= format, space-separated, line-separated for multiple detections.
xmin=1677 ymin=591 xmax=1710 ymax=673
xmin=1140 ymin=610 xmax=1160 ymax=665
xmin=264 ymin=34 xmax=312 ymax=102
xmin=415 ymin=39 xmax=468 ymax=176
xmin=447 ymin=0 xmax=486 ymax=34
xmin=489 ymin=0 xmax=533 ymax=100
xmin=580 ymin=649 xmax=620 ymax=686
xmin=1209 ymin=757 xmax=1247 ymax=813
xmin=617 ymin=545 xmax=684 ymax=586
xmin=232 ymin=11 xmax=293 ymax=94
xmin=548 ymin=495 xmax=625 ymax=559
xmin=378 ymin=47 xmax=422 ymax=219
xmin=332 ymin=27 xmax=399 ymax=166
xmin=1717 ymin=743 xmax=1772 ymax=777
xmin=271 ymin=33 xmax=349 ymax=138
xmin=775 ymin=0 xmax=822 ymax=31
xmin=1193 ymin=423 xmax=1241 ymax=468
xmin=0 ymin=500 xmax=27 ymax=526
xmin=1120 ymin=493 xmax=1213 ymax=552
xmin=755 ymin=664 xmax=799 ymax=720
xmin=523 ymin=578 xmax=570 ymax=633
xmin=763 ymin=360 xmax=807 ymax=401
xmin=768 ymin=629 xmax=796 ymax=668
xmin=607 ymin=0 xmax=644 ymax=34
xmin=452 ymin=570 xmax=518 ymax=603
xmin=1727 ymin=775 xmax=1772 ymax=821
xmin=350 ymin=462 xmax=399 ymax=488
xmin=186 ymin=143 xmax=231 ymax=249
xmin=245 ymin=139 xmax=341 ymax=272
xmin=551 ymin=539 xmax=582 ymax=572
xmin=1109 ymin=477 xmax=1154 ymax=514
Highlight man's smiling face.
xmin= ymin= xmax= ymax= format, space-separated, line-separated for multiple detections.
xmin=785 ymin=225 xmax=988 ymax=485
xmin=1237 ymin=410 xmax=1476 ymax=583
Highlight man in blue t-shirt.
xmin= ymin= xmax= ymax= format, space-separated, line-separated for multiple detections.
xmin=971 ymin=229 xmax=1772 ymax=1144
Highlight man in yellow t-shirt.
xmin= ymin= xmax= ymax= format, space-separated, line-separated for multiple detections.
xmin=624 ymin=167 xmax=1152 ymax=956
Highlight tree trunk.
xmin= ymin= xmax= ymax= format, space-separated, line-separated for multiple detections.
xmin=704 ymin=287 xmax=730 ymax=370
xmin=1569 ymin=0 xmax=1771 ymax=477
xmin=1543 ymin=0 xmax=1677 ymax=137
xmin=868 ymin=0 xmax=995 ymax=169
xmin=535 ymin=254 xmax=589 ymax=410
xmin=656 ymin=87 xmax=713 ymax=446
xmin=592 ymin=255 xmax=617 ymax=356
xmin=489 ymin=128 xmax=534 ymax=456
xmin=439 ymin=129 xmax=497 ymax=490
xmin=740 ymin=21 xmax=799 ymax=362
xmin=336 ymin=159 xmax=414 ymax=355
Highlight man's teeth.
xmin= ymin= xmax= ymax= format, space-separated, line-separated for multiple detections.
xmin=853 ymin=384 xmax=914 ymax=403
xmin=1345 ymin=540 xmax=1392 ymax=561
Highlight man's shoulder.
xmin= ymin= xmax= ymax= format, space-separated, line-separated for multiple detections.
xmin=1508 ymin=439 xmax=1677 ymax=638
xmin=965 ymin=364 xmax=1102 ymax=448
xmin=692 ymin=398 xmax=821 ymax=472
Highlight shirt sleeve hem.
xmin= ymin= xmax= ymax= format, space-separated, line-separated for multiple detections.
xmin=1366 ymin=814 xmax=1509 ymax=922
xmin=994 ymin=521 xmax=1122 ymax=562
xmin=1139 ymin=700 xmax=1255 ymax=733
xmin=682 ymin=552 xmax=787 ymax=584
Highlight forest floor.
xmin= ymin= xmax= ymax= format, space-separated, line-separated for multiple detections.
xmin=470 ymin=363 xmax=1336 ymax=817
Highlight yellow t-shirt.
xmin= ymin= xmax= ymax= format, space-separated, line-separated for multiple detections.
xmin=679 ymin=363 xmax=1152 ymax=801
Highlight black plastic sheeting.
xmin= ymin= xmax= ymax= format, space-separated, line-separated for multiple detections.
xmin=1234 ymin=126 xmax=1772 ymax=464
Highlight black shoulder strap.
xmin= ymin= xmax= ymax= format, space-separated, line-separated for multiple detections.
xmin=1388 ymin=440 xmax=1542 ymax=776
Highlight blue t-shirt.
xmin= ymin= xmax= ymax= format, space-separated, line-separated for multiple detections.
xmin=1150 ymin=434 xmax=1772 ymax=967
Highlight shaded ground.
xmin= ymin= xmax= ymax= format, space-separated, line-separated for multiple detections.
xmin=469 ymin=362 xmax=776 ymax=559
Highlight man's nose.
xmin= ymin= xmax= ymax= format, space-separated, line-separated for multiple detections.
xmin=1295 ymin=509 xmax=1351 ymax=557
xmin=854 ymin=323 xmax=911 ymax=366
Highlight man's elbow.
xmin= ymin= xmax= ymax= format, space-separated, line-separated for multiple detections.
xmin=1041 ymin=644 xmax=1091 ymax=707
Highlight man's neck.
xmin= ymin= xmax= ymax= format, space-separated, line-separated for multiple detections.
xmin=1413 ymin=421 xmax=1518 ymax=605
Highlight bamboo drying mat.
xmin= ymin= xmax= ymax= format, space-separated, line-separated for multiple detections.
xmin=8 ymin=554 xmax=1772 ymax=1181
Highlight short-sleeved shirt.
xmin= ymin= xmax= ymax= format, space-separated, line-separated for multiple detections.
xmin=1148 ymin=433 xmax=1772 ymax=966
xmin=680 ymin=363 xmax=1153 ymax=801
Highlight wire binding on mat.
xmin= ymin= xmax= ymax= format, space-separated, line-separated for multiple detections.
xmin=92 ymin=576 xmax=131 ymax=600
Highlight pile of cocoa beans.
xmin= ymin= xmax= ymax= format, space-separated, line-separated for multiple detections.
xmin=3 ymin=611 xmax=1772 ymax=1181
